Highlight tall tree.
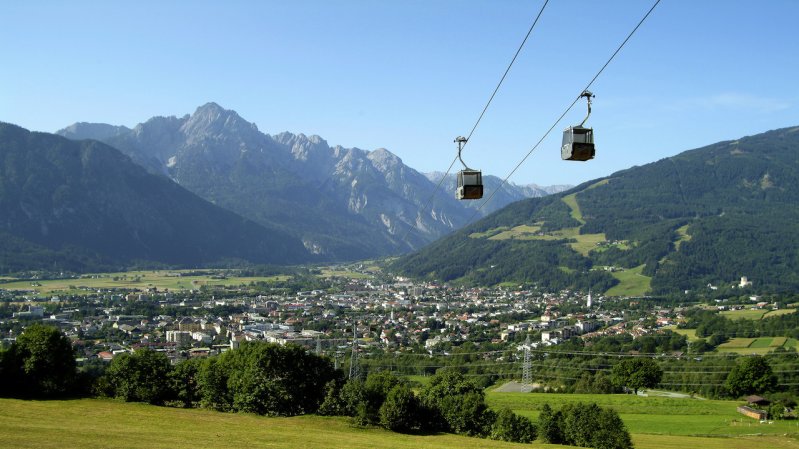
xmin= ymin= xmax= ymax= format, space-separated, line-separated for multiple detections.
xmin=537 ymin=403 xmax=564 ymax=444
xmin=0 ymin=324 xmax=76 ymax=398
xmin=560 ymin=403 xmax=633 ymax=449
xmin=196 ymin=341 xmax=338 ymax=416
xmin=725 ymin=356 xmax=776 ymax=398
xmin=102 ymin=349 xmax=173 ymax=405
xmin=611 ymin=358 xmax=663 ymax=394
xmin=490 ymin=407 xmax=537 ymax=443
xmin=378 ymin=384 xmax=420 ymax=432
xmin=420 ymin=369 xmax=496 ymax=437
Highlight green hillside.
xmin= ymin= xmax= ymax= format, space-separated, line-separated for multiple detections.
xmin=2 ymin=397 xmax=797 ymax=449
xmin=0 ymin=398 xmax=548 ymax=449
xmin=393 ymin=126 xmax=799 ymax=295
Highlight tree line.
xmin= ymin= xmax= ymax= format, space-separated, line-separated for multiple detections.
xmin=0 ymin=325 xmax=635 ymax=447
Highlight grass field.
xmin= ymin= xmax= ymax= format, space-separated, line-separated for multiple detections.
xmin=674 ymin=224 xmax=692 ymax=251
xmin=0 ymin=399 xmax=541 ymax=449
xmin=319 ymin=269 xmax=371 ymax=279
xmin=469 ymin=226 xmax=510 ymax=239
xmin=0 ymin=270 xmax=291 ymax=295
xmin=764 ymin=309 xmax=797 ymax=319
xmin=486 ymin=225 xmax=550 ymax=241
xmin=469 ymin=224 xmax=605 ymax=257
xmin=561 ymin=193 xmax=585 ymax=224
xmin=567 ymin=232 xmax=606 ymax=256
xmin=716 ymin=337 xmax=797 ymax=354
xmin=720 ymin=309 xmax=769 ymax=320
xmin=668 ymin=328 xmax=699 ymax=342
xmin=719 ymin=308 xmax=796 ymax=321
xmin=749 ymin=338 xmax=774 ymax=348
xmin=604 ymin=265 xmax=652 ymax=297
xmin=2 ymin=396 xmax=798 ymax=449
xmin=485 ymin=391 xmax=799 ymax=446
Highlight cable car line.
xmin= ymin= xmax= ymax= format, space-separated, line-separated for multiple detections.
xmin=400 ymin=0 xmax=550 ymax=240
xmin=463 ymin=0 xmax=550 ymax=145
xmin=465 ymin=0 xmax=662 ymax=222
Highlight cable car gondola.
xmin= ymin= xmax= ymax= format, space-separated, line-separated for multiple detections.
xmin=562 ymin=91 xmax=596 ymax=161
xmin=454 ymin=136 xmax=483 ymax=200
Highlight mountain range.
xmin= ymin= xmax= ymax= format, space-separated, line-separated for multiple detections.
xmin=57 ymin=103 xmax=567 ymax=261
xmin=0 ymin=122 xmax=310 ymax=273
xmin=392 ymin=126 xmax=799 ymax=295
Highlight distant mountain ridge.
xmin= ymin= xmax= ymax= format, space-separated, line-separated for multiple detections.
xmin=423 ymin=171 xmax=572 ymax=211
xmin=393 ymin=126 xmax=799 ymax=294
xmin=0 ymin=122 xmax=312 ymax=273
xmin=57 ymin=103 xmax=568 ymax=261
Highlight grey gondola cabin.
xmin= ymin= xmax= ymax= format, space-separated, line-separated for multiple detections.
xmin=561 ymin=125 xmax=595 ymax=161
xmin=457 ymin=169 xmax=483 ymax=200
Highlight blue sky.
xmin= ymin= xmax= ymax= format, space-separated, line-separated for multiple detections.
xmin=2 ymin=1 xmax=797 ymax=186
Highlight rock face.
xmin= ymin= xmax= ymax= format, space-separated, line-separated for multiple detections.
xmin=58 ymin=103 xmax=563 ymax=260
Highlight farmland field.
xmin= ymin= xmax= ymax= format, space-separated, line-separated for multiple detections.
xmin=567 ymin=232 xmax=606 ymax=256
xmin=668 ymin=328 xmax=699 ymax=342
xmin=605 ymin=265 xmax=652 ymax=297
xmin=749 ymin=338 xmax=774 ymax=348
xmin=720 ymin=308 xmax=796 ymax=321
xmin=715 ymin=336 xmax=796 ymax=354
xmin=485 ymin=391 xmax=799 ymax=447
xmin=720 ymin=309 xmax=768 ymax=320
xmin=764 ymin=309 xmax=797 ymax=319
xmin=487 ymin=225 xmax=549 ymax=241
xmin=0 ymin=270 xmax=290 ymax=295
xmin=319 ymin=268 xmax=371 ymax=279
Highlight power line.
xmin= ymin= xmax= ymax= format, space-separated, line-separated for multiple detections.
xmin=400 ymin=0 xmax=550 ymax=243
xmin=468 ymin=0 xmax=662 ymax=220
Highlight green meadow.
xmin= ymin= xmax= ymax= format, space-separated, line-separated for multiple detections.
xmin=720 ymin=309 xmax=769 ymax=320
xmin=0 ymin=398 xmax=541 ymax=449
xmin=604 ymin=265 xmax=652 ymax=297
xmin=319 ymin=268 xmax=372 ymax=279
xmin=716 ymin=337 xmax=798 ymax=355
xmin=0 ymin=270 xmax=290 ymax=295
xmin=484 ymin=391 xmax=799 ymax=448
xmin=3 ymin=395 xmax=797 ymax=449
xmin=667 ymin=327 xmax=699 ymax=342
xmin=673 ymin=224 xmax=692 ymax=251
xmin=720 ymin=308 xmax=796 ymax=321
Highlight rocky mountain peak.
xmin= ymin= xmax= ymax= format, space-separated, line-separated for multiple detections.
xmin=56 ymin=122 xmax=131 ymax=141
xmin=180 ymin=102 xmax=259 ymax=142
xmin=273 ymin=132 xmax=331 ymax=162
xmin=367 ymin=148 xmax=403 ymax=172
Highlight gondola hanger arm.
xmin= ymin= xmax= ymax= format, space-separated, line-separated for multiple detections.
xmin=454 ymin=136 xmax=469 ymax=169
xmin=579 ymin=90 xmax=594 ymax=127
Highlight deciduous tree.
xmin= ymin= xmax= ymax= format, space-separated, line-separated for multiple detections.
xmin=611 ymin=358 xmax=663 ymax=394
xmin=103 ymin=349 xmax=172 ymax=405
xmin=725 ymin=356 xmax=776 ymax=398
xmin=490 ymin=407 xmax=536 ymax=443
xmin=378 ymin=383 xmax=420 ymax=432
xmin=0 ymin=324 xmax=77 ymax=398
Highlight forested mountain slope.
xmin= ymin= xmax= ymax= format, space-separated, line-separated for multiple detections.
xmin=392 ymin=126 xmax=799 ymax=294
xmin=0 ymin=123 xmax=312 ymax=272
